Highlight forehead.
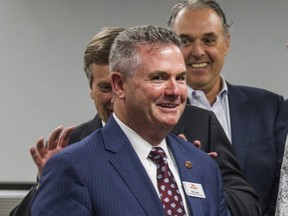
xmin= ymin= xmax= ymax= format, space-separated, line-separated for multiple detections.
xmin=91 ymin=64 xmax=110 ymax=81
xmin=174 ymin=8 xmax=224 ymax=35
xmin=137 ymin=44 xmax=186 ymax=73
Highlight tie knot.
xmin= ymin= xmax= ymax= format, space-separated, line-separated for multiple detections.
xmin=148 ymin=147 xmax=167 ymax=164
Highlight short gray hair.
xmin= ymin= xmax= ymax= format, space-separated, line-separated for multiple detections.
xmin=109 ymin=25 xmax=182 ymax=77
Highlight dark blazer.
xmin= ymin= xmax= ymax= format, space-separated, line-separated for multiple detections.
xmin=31 ymin=116 xmax=228 ymax=216
xmin=68 ymin=114 xmax=103 ymax=144
xmin=172 ymin=105 xmax=261 ymax=216
xmin=227 ymin=83 xmax=288 ymax=215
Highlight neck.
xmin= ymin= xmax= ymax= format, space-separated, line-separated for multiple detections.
xmin=126 ymin=121 xmax=170 ymax=146
xmin=201 ymin=77 xmax=223 ymax=106
xmin=114 ymin=112 xmax=170 ymax=146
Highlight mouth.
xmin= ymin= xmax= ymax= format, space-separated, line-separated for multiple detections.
xmin=189 ymin=62 xmax=208 ymax=68
xmin=157 ymin=103 xmax=182 ymax=113
xmin=158 ymin=103 xmax=179 ymax=108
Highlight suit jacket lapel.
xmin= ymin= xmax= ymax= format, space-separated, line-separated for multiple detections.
xmin=167 ymin=135 xmax=206 ymax=215
xmin=101 ymin=117 xmax=164 ymax=216
xmin=227 ymin=82 xmax=254 ymax=168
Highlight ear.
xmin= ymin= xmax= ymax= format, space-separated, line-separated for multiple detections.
xmin=89 ymin=88 xmax=94 ymax=99
xmin=110 ymin=72 xmax=125 ymax=99
xmin=224 ymin=34 xmax=231 ymax=56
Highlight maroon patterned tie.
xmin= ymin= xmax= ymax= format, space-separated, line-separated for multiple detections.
xmin=148 ymin=147 xmax=187 ymax=216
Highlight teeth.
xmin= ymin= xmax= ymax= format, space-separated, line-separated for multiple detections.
xmin=161 ymin=104 xmax=176 ymax=108
xmin=191 ymin=63 xmax=208 ymax=68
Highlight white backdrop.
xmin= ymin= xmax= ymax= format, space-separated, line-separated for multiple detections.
xmin=0 ymin=0 xmax=287 ymax=183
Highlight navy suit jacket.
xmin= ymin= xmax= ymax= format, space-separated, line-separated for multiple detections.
xmin=9 ymin=115 xmax=103 ymax=216
xmin=31 ymin=116 xmax=228 ymax=216
xmin=227 ymin=83 xmax=288 ymax=215
xmin=12 ymin=108 xmax=261 ymax=216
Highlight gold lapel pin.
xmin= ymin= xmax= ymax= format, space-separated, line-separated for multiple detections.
xmin=185 ymin=161 xmax=192 ymax=169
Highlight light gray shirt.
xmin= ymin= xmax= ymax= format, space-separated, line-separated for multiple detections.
xmin=187 ymin=76 xmax=232 ymax=142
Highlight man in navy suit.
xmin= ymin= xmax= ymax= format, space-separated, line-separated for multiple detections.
xmin=168 ymin=0 xmax=288 ymax=215
xmin=30 ymin=25 xmax=228 ymax=215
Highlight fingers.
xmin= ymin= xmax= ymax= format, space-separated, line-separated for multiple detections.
xmin=30 ymin=137 xmax=45 ymax=166
xmin=35 ymin=137 xmax=49 ymax=159
xmin=29 ymin=126 xmax=75 ymax=178
xmin=58 ymin=126 xmax=75 ymax=148
xmin=47 ymin=125 xmax=64 ymax=150
xmin=192 ymin=140 xmax=201 ymax=149
xmin=178 ymin=135 xmax=202 ymax=149
xmin=178 ymin=133 xmax=188 ymax=141
xmin=208 ymin=152 xmax=218 ymax=159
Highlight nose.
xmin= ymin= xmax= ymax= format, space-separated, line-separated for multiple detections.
xmin=164 ymin=79 xmax=181 ymax=97
xmin=191 ymin=41 xmax=205 ymax=58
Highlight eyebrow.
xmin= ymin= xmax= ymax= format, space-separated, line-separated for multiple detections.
xmin=179 ymin=32 xmax=217 ymax=39
xmin=96 ymin=81 xmax=111 ymax=86
xmin=148 ymin=71 xmax=186 ymax=77
xmin=204 ymin=32 xmax=217 ymax=38
xmin=177 ymin=71 xmax=187 ymax=78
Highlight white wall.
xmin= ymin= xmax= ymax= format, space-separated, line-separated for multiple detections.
xmin=0 ymin=0 xmax=287 ymax=183
xmin=219 ymin=0 xmax=288 ymax=92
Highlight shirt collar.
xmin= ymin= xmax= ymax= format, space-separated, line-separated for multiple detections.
xmin=112 ymin=113 xmax=171 ymax=162
xmin=188 ymin=75 xmax=228 ymax=101
xmin=101 ymin=120 xmax=106 ymax=127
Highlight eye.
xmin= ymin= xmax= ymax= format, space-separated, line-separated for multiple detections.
xmin=180 ymin=36 xmax=192 ymax=46
xmin=203 ymin=36 xmax=217 ymax=46
xmin=98 ymin=84 xmax=112 ymax=93
xmin=151 ymin=74 xmax=166 ymax=81
xmin=176 ymin=74 xmax=186 ymax=82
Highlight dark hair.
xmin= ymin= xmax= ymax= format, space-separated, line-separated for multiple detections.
xmin=83 ymin=27 xmax=125 ymax=87
xmin=109 ymin=25 xmax=182 ymax=77
xmin=167 ymin=0 xmax=231 ymax=36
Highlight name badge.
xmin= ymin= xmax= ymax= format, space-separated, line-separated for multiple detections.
xmin=182 ymin=181 xmax=206 ymax=199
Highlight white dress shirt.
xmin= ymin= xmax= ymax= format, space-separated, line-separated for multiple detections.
xmin=113 ymin=113 xmax=190 ymax=215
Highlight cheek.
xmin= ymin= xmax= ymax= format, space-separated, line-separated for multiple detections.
xmin=181 ymin=48 xmax=190 ymax=61
xmin=90 ymin=86 xmax=100 ymax=99
xmin=212 ymin=45 xmax=226 ymax=59
xmin=180 ymin=85 xmax=188 ymax=97
xmin=100 ymin=93 xmax=113 ymax=105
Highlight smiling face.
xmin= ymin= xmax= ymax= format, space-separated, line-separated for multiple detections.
xmin=111 ymin=43 xmax=187 ymax=144
xmin=172 ymin=7 xmax=230 ymax=96
xmin=89 ymin=63 xmax=113 ymax=123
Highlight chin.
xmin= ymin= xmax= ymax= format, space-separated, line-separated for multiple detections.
xmin=161 ymin=120 xmax=179 ymax=128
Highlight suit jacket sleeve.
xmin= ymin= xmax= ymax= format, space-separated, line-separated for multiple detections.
xmin=9 ymin=185 xmax=37 ymax=216
xmin=30 ymin=151 xmax=92 ymax=215
xmin=10 ymin=115 xmax=102 ymax=216
xmin=172 ymin=105 xmax=262 ymax=216
xmin=209 ymin=111 xmax=261 ymax=216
